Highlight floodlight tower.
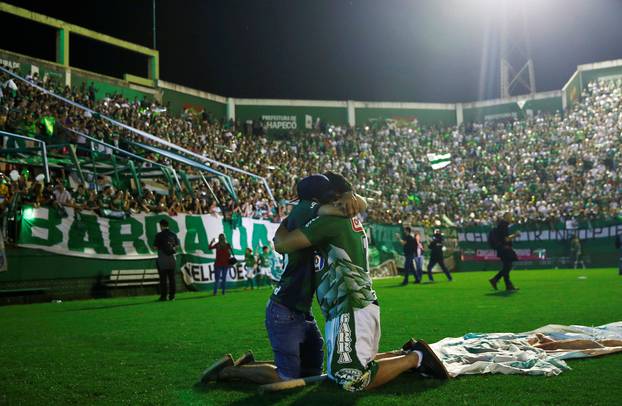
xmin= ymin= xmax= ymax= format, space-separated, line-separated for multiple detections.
xmin=499 ymin=2 xmax=536 ymax=98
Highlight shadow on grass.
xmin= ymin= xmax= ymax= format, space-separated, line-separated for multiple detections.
xmin=194 ymin=374 xmax=447 ymax=405
xmin=64 ymin=301 xmax=156 ymax=311
xmin=384 ymin=281 xmax=436 ymax=289
xmin=484 ymin=290 xmax=519 ymax=297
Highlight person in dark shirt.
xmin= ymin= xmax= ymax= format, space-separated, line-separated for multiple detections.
xmin=489 ymin=212 xmax=520 ymax=291
xmin=426 ymin=229 xmax=453 ymax=282
xmin=153 ymin=219 xmax=180 ymax=301
xmin=396 ymin=227 xmax=417 ymax=284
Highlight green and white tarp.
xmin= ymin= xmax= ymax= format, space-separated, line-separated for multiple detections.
xmin=17 ymin=206 xmax=279 ymax=290
xmin=427 ymin=152 xmax=451 ymax=170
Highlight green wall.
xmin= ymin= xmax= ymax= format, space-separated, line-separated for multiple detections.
xmin=524 ymin=96 xmax=562 ymax=115
xmin=463 ymin=102 xmax=521 ymax=123
xmin=162 ymin=88 xmax=226 ymax=119
xmin=355 ymin=107 xmax=456 ymax=127
xmin=235 ymin=104 xmax=348 ymax=131
xmin=581 ymin=65 xmax=622 ymax=86
xmin=0 ymin=50 xmax=64 ymax=84
xmin=71 ymin=72 xmax=152 ymax=102
xmin=1 ymin=248 xmax=152 ymax=282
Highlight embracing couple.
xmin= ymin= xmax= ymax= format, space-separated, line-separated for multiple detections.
xmin=201 ymin=173 xmax=448 ymax=391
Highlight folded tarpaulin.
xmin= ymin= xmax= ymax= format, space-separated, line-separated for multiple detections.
xmin=431 ymin=321 xmax=622 ymax=377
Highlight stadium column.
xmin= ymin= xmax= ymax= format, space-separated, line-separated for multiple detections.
xmin=227 ymin=98 xmax=236 ymax=121
xmin=56 ymin=27 xmax=69 ymax=66
xmin=456 ymin=103 xmax=464 ymax=126
xmin=347 ymin=100 xmax=356 ymax=127
xmin=148 ymin=54 xmax=159 ymax=81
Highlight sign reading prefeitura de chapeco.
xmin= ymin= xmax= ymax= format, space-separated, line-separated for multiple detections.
xmin=261 ymin=115 xmax=297 ymax=130
xmin=17 ymin=206 xmax=279 ymax=288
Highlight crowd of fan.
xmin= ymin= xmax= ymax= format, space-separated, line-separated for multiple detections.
xmin=1 ymin=65 xmax=621 ymax=228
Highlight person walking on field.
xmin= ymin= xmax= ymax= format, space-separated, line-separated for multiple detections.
xmin=427 ymin=229 xmax=452 ymax=281
xmin=488 ymin=212 xmax=520 ymax=291
xmin=571 ymin=234 xmax=586 ymax=269
xmin=396 ymin=227 xmax=417 ymax=285
xmin=244 ymin=248 xmax=257 ymax=289
xmin=258 ymin=246 xmax=272 ymax=288
xmin=413 ymin=231 xmax=425 ymax=283
xmin=154 ymin=219 xmax=180 ymax=301
xmin=209 ymin=234 xmax=232 ymax=296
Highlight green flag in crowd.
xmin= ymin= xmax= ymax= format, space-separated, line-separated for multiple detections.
xmin=41 ymin=116 xmax=55 ymax=136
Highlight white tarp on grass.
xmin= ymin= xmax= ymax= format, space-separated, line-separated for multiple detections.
xmin=431 ymin=322 xmax=622 ymax=377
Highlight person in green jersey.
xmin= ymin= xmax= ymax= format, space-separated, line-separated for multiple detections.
xmin=244 ymin=248 xmax=257 ymax=290
xmin=97 ymin=186 xmax=113 ymax=211
xmin=257 ymin=246 xmax=272 ymax=288
xmin=72 ymin=184 xmax=88 ymax=210
xmin=201 ymin=173 xmax=365 ymax=385
xmin=272 ymin=200 xmax=449 ymax=391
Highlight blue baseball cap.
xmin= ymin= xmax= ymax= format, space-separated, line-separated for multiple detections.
xmin=297 ymin=174 xmax=336 ymax=204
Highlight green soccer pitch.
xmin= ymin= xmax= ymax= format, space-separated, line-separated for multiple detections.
xmin=1 ymin=268 xmax=621 ymax=405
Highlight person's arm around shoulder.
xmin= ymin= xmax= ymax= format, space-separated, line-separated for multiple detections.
xmin=273 ymin=217 xmax=312 ymax=254
xmin=317 ymin=193 xmax=367 ymax=217
xmin=274 ymin=215 xmax=336 ymax=254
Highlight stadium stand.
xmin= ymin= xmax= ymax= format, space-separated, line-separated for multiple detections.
xmin=2 ymin=65 xmax=621 ymax=230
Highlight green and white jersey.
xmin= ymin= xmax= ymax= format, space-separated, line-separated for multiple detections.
xmin=301 ymin=215 xmax=377 ymax=320
xmin=259 ymin=252 xmax=271 ymax=268
xmin=74 ymin=191 xmax=88 ymax=205
xmin=245 ymin=252 xmax=256 ymax=267
xmin=98 ymin=194 xmax=112 ymax=209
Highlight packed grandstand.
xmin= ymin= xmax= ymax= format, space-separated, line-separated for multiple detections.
xmin=1 ymin=63 xmax=621 ymax=237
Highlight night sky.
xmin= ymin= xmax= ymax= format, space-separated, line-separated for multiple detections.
xmin=2 ymin=0 xmax=622 ymax=103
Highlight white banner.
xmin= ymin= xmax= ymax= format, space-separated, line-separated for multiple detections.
xmin=18 ymin=206 xmax=279 ymax=260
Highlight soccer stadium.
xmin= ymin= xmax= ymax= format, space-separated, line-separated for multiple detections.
xmin=1 ymin=1 xmax=621 ymax=404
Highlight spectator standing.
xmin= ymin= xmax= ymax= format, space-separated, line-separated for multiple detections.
xmin=72 ymin=184 xmax=88 ymax=209
xmin=396 ymin=227 xmax=417 ymax=285
xmin=427 ymin=229 xmax=453 ymax=282
xmin=413 ymin=231 xmax=425 ymax=283
xmin=571 ymin=234 xmax=586 ymax=269
xmin=52 ymin=183 xmax=72 ymax=207
xmin=153 ymin=219 xmax=179 ymax=301
xmin=209 ymin=234 xmax=232 ymax=295
xmin=489 ymin=213 xmax=520 ymax=291
xmin=244 ymin=247 xmax=257 ymax=290
xmin=258 ymin=246 xmax=272 ymax=288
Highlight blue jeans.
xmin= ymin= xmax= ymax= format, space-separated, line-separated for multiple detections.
xmin=414 ymin=256 xmax=423 ymax=282
xmin=213 ymin=266 xmax=228 ymax=295
xmin=402 ymin=254 xmax=415 ymax=283
xmin=265 ymin=299 xmax=324 ymax=380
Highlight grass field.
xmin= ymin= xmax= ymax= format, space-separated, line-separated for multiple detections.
xmin=1 ymin=268 xmax=621 ymax=405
